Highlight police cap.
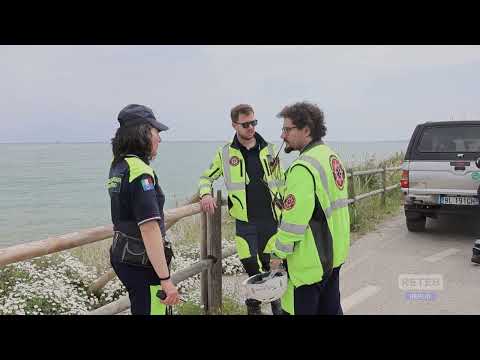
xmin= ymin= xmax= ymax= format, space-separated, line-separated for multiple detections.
xmin=118 ymin=104 xmax=169 ymax=132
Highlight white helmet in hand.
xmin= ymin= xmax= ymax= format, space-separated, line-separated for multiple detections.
xmin=243 ymin=269 xmax=288 ymax=303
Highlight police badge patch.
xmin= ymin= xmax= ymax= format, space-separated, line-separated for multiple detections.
xmin=283 ymin=194 xmax=296 ymax=210
xmin=330 ymin=155 xmax=345 ymax=190
xmin=229 ymin=156 xmax=240 ymax=166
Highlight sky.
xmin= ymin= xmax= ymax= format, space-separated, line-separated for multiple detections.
xmin=1 ymin=45 xmax=480 ymax=143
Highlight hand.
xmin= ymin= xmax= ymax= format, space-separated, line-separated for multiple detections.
xmin=159 ymin=279 xmax=180 ymax=306
xmin=200 ymin=195 xmax=217 ymax=215
xmin=270 ymin=258 xmax=283 ymax=271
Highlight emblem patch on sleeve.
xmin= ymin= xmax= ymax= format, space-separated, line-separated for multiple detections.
xmin=229 ymin=156 xmax=240 ymax=166
xmin=283 ymin=194 xmax=296 ymax=210
xmin=141 ymin=177 xmax=155 ymax=191
xmin=330 ymin=155 xmax=345 ymax=190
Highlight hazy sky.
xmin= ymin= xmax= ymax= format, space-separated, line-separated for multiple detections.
xmin=1 ymin=45 xmax=479 ymax=143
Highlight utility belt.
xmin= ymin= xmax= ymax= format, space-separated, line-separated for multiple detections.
xmin=110 ymin=231 xmax=174 ymax=269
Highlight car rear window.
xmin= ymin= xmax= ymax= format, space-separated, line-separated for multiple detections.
xmin=417 ymin=126 xmax=480 ymax=153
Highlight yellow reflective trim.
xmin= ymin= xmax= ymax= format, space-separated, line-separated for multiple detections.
xmin=263 ymin=234 xmax=277 ymax=254
xmin=125 ymin=157 xmax=155 ymax=184
xmin=150 ymin=285 xmax=167 ymax=315
xmin=235 ymin=236 xmax=251 ymax=259
xmin=257 ymin=254 xmax=264 ymax=272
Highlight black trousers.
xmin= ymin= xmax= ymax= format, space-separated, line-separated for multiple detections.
xmin=290 ymin=266 xmax=343 ymax=315
xmin=236 ymin=218 xmax=277 ymax=277
xmin=111 ymin=259 xmax=166 ymax=315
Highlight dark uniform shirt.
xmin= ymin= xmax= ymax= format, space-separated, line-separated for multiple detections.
xmin=233 ymin=134 xmax=274 ymax=221
xmin=108 ymin=154 xmax=166 ymax=240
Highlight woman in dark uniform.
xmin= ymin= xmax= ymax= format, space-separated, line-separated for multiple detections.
xmin=107 ymin=104 xmax=180 ymax=315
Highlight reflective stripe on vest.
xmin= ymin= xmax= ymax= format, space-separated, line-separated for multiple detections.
xmin=267 ymin=143 xmax=281 ymax=189
xmin=222 ymin=145 xmax=245 ymax=191
xmin=275 ymin=238 xmax=294 ymax=253
xmin=324 ymin=198 xmax=350 ymax=218
xmin=268 ymin=179 xmax=285 ymax=188
xmin=199 ymin=184 xmax=212 ymax=192
xmin=298 ymin=154 xmax=349 ymax=218
xmin=279 ymin=221 xmax=307 ymax=235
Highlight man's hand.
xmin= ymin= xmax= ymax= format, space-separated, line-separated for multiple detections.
xmin=200 ymin=194 xmax=217 ymax=215
xmin=270 ymin=258 xmax=283 ymax=271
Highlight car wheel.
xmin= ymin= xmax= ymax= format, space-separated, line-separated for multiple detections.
xmin=406 ymin=216 xmax=426 ymax=232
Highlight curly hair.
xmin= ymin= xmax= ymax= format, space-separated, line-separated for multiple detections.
xmin=277 ymin=101 xmax=327 ymax=141
xmin=111 ymin=123 xmax=153 ymax=164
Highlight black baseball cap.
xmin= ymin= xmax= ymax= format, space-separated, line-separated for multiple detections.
xmin=118 ymin=104 xmax=169 ymax=132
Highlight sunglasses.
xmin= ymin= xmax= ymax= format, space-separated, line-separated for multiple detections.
xmin=235 ymin=119 xmax=258 ymax=129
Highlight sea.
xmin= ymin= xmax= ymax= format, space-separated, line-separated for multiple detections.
xmin=0 ymin=141 xmax=407 ymax=247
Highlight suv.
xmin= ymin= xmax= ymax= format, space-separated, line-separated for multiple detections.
xmin=402 ymin=121 xmax=480 ymax=232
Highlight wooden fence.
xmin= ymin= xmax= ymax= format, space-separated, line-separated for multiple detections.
xmin=0 ymin=166 xmax=401 ymax=315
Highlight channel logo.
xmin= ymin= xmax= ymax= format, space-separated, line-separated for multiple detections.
xmin=398 ymin=274 xmax=443 ymax=291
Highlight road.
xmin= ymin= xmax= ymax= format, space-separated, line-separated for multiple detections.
xmin=341 ymin=212 xmax=480 ymax=314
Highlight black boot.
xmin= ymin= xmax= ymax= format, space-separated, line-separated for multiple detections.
xmin=472 ymin=239 xmax=480 ymax=264
xmin=270 ymin=299 xmax=283 ymax=315
xmin=245 ymin=299 xmax=263 ymax=315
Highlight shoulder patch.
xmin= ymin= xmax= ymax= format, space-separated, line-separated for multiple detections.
xmin=229 ymin=156 xmax=240 ymax=166
xmin=283 ymin=194 xmax=296 ymax=211
xmin=329 ymin=155 xmax=345 ymax=190
xmin=106 ymin=176 xmax=122 ymax=193
xmin=141 ymin=177 xmax=155 ymax=191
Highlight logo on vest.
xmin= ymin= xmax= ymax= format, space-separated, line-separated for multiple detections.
xmin=229 ymin=156 xmax=240 ymax=166
xmin=283 ymin=194 xmax=296 ymax=211
xmin=330 ymin=155 xmax=345 ymax=190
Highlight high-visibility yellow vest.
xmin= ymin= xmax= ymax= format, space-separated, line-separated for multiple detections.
xmin=198 ymin=135 xmax=285 ymax=222
xmin=273 ymin=141 xmax=350 ymax=288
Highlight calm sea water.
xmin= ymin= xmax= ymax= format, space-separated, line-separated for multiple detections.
xmin=0 ymin=141 xmax=407 ymax=247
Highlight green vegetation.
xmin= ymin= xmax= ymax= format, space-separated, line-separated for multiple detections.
xmin=175 ymin=296 xmax=246 ymax=315
xmin=347 ymin=152 xmax=404 ymax=237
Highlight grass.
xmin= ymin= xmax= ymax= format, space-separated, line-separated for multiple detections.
xmin=70 ymin=238 xmax=112 ymax=276
xmin=347 ymin=152 xmax=404 ymax=238
xmin=175 ymin=296 xmax=246 ymax=315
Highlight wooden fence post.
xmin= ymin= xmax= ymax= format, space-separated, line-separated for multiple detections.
xmin=200 ymin=211 xmax=208 ymax=314
xmin=348 ymin=170 xmax=357 ymax=227
xmin=381 ymin=165 xmax=387 ymax=208
xmin=207 ymin=190 xmax=223 ymax=314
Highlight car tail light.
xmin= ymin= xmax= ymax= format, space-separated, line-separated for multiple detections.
xmin=400 ymin=170 xmax=409 ymax=188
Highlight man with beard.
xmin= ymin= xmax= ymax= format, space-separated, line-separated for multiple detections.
xmin=198 ymin=104 xmax=284 ymax=315
xmin=270 ymin=101 xmax=350 ymax=315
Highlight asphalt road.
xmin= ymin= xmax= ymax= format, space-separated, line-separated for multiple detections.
xmin=341 ymin=212 xmax=480 ymax=314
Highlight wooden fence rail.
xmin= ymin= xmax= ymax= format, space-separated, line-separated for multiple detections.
xmin=0 ymin=165 xmax=402 ymax=315
xmin=89 ymin=246 xmax=237 ymax=315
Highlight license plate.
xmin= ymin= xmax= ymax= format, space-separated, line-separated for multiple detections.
xmin=439 ymin=195 xmax=479 ymax=206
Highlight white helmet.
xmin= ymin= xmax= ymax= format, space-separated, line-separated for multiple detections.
xmin=243 ymin=270 xmax=288 ymax=303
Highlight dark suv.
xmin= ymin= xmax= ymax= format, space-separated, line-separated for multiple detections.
xmin=401 ymin=121 xmax=480 ymax=232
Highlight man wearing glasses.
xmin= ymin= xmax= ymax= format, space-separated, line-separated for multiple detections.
xmin=270 ymin=101 xmax=350 ymax=315
xmin=198 ymin=104 xmax=284 ymax=315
